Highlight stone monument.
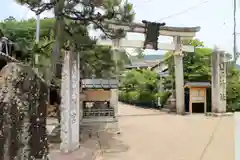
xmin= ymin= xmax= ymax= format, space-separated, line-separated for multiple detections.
xmin=211 ymin=49 xmax=228 ymax=113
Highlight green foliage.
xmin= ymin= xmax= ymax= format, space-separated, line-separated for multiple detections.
xmin=14 ymin=0 xmax=135 ymax=82
xmin=0 ymin=17 xmax=131 ymax=80
xmin=119 ymin=69 xmax=160 ymax=107
xmin=0 ymin=18 xmax=54 ymax=61
xmin=0 ymin=17 xmax=54 ymax=47
xmin=155 ymin=91 xmax=171 ymax=106
xmin=183 ymin=48 xmax=211 ymax=82
xmin=164 ymin=39 xmax=212 ymax=83
xmin=226 ymin=64 xmax=240 ymax=111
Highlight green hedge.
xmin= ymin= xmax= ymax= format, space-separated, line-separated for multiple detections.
xmin=119 ymin=91 xmax=171 ymax=107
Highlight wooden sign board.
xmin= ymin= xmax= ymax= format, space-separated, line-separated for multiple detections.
xmin=83 ymin=90 xmax=111 ymax=101
xmin=189 ymin=87 xmax=207 ymax=114
xmin=190 ymin=88 xmax=206 ymax=103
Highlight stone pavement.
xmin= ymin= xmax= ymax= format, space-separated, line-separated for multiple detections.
xmin=98 ymin=103 xmax=234 ymax=160
xmin=235 ymin=112 xmax=240 ymax=159
xmin=48 ymin=139 xmax=101 ymax=160
xmin=47 ymin=119 xmax=102 ymax=160
xmin=47 ymin=103 xmax=234 ymax=160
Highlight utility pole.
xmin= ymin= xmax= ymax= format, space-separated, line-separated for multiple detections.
xmin=35 ymin=14 xmax=40 ymax=72
xmin=233 ymin=0 xmax=237 ymax=63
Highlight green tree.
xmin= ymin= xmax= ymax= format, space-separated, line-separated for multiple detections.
xmin=164 ymin=39 xmax=210 ymax=83
xmin=120 ymin=69 xmax=161 ymax=106
xmin=15 ymin=0 xmax=135 ymax=80
xmin=0 ymin=17 xmax=131 ymax=79
xmin=226 ymin=63 xmax=240 ymax=111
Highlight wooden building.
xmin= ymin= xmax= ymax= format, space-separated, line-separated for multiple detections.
xmin=184 ymin=82 xmax=211 ymax=114
xmin=80 ymin=78 xmax=118 ymax=124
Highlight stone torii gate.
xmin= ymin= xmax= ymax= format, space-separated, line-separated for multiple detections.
xmin=59 ymin=20 xmax=200 ymax=153
xmin=99 ymin=20 xmax=200 ymax=115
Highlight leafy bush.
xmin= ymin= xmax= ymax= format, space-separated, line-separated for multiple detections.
xmin=127 ymin=91 xmax=140 ymax=103
xmin=226 ymin=66 xmax=240 ymax=111
xmin=154 ymin=92 xmax=171 ymax=106
xmin=119 ymin=69 xmax=161 ymax=107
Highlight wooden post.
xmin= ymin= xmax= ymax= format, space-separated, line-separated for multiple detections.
xmin=157 ymin=76 xmax=162 ymax=107
xmin=173 ymin=36 xmax=185 ymax=115
xmin=189 ymin=88 xmax=192 ymax=114
xmin=204 ymin=89 xmax=207 ymax=114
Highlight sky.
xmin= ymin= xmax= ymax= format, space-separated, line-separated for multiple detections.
xmin=0 ymin=0 xmax=239 ymax=61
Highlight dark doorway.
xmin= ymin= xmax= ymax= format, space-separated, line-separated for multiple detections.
xmin=192 ymin=103 xmax=204 ymax=113
xmin=206 ymin=88 xmax=212 ymax=112
xmin=185 ymin=88 xmax=190 ymax=112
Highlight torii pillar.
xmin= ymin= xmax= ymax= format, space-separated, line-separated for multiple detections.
xmin=173 ymin=36 xmax=185 ymax=114
xmin=111 ymin=38 xmax=121 ymax=133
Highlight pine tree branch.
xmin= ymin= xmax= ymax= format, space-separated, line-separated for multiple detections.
xmin=18 ymin=0 xmax=56 ymax=15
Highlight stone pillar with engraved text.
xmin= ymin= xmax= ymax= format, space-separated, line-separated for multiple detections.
xmin=211 ymin=50 xmax=227 ymax=113
xmin=60 ymin=50 xmax=80 ymax=153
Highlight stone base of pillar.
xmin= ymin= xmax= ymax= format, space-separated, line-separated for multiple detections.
xmin=164 ymin=95 xmax=176 ymax=112
xmin=60 ymin=143 xmax=80 ymax=153
xmin=112 ymin=118 xmax=121 ymax=134
xmin=80 ymin=118 xmax=120 ymax=137
xmin=48 ymin=124 xmax=61 ymax=143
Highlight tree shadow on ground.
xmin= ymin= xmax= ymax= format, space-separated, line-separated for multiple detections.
xmin=118 ymin=113 xmax=165 ymax=117
xmin=48 ymin=122 xmax=130 ymax=154
xmin=98 ymin=131 xmax=129 ymax=154
xmin=120 ymin=101 xmax=159 ymax=110
xmin=80 ymin=123 xmax=129 ymax=155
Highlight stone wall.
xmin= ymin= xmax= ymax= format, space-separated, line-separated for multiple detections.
xmin=0 ymin=62 xmax=49 ymax=159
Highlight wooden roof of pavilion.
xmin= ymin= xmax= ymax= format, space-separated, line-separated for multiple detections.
xmin=81 ymin=78 xmax=118 ymax=89
xmin=184 ymin=82 xmax=211 ymax=88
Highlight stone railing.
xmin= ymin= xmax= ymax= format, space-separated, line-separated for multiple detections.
xmin=83 ymin=108 xmax=115 ymax=118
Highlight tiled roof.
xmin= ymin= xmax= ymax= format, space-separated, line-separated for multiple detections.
xmin=184 ymin=82 xmax=211 ymax=88
xmin=125 ymin=63 xmax=151 ymax=68
xmin=81 ymin=78 xmax=118 ymax=89
xmin=128 ymin=54 xmax=164 ymax=68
